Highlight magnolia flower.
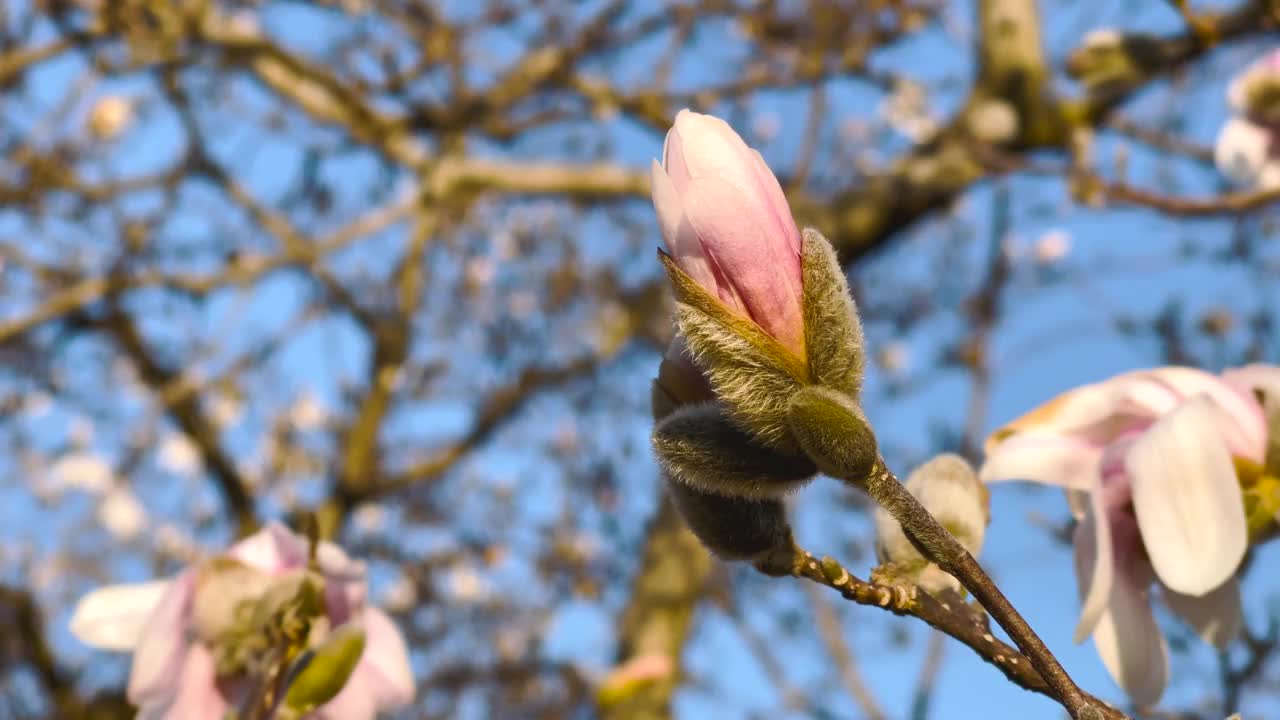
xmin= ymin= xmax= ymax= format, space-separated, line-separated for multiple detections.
xmin=650 ymin=109 xmax=805 ymax=357
xmin=70 ymin=522 xmax=414 ymax=719
xmin=981 ymin=366 xmax=1276 ymax=705
xmin=1217 ymin=49 xmax=1280 ymax=190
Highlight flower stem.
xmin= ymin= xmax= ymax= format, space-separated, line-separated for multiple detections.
xmin=861 ymin=457 xmax=1102 ymax=720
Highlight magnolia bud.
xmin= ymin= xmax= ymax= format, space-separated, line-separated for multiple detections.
xmin=874 ymin=454 xmax=989 ymax=595
xmin=799 ymin=229 xmax=865 ymax=399
xmin=666 ymin=480 xmax=795 ymax=575
xmin=282 ymin=622 xmax=367 ymax=715
xmin=785 ymin=386 xmax=878 ymax=483
xmin=652 ymin=110 xmax=805 ymax=358
xmin=653 ymin=402 xmax=816 ymax=500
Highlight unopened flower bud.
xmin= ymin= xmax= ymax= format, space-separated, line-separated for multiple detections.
xmin=652 ymin=109 xmax=805 ymax=358
xmin=282 ymin=622 xmax=367 ymax=716
xmin=874 ymin=454 xmax=989 ymax=595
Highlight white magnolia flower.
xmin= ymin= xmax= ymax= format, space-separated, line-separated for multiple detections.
xmin=981 ymin=365 xmax=1276 ymax=705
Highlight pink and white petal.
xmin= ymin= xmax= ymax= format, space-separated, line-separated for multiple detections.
xmin=1163 ymin=577 xmax=1243 ymax=651
xmin=651 ymin=162 xmax=719 ymax=292
xmin=979 ymin=432 xmax=1101 ymax=490
xmin=747 ymin=149 xmax=801 ymax=255
xmin=1072 ymin=491 xmax=1114 ymax=643
xmin=70 ymin=579 xmax=171 ymax=651
xmin=140 ymin=643 xmax=227 ymax=720
xmin=1126 ymin=397 xmax=1248 ymax=596
xmin=671 ymin=112 xmax=759 ymax=196
xmin=127 ymin=571 xmax=195 ymax=706
xmin=1224 ymin=364 xmax=1280 ymax=407
xmin=683 ymin=177 xmax=805 ymax=354
xmin=228 ymin=521 xmax=309 ymax=573
xmin=318 ymin=542 xmax=367 ymax=625
xmin=316 ymin=676 xmax=378 ymax=720
xmin=1142 ymin=367 xmax=1266 ymax=460
xmin=1090 ymin=569 xmax=1169 ymax=708
xmin=355 ymin=607 xmax=416 ymax=709
xmin=985 ymin=378 xmax=1141 ymax=449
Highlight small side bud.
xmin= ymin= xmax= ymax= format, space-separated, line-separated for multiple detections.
xmin=666 ymin=479 xmax=796 ymax=575
xmin=874 ymin=454 xmax=988 ymax=595
xmin=652 ymin=336 xmax=715 ymax=422
xmin=800 ymin=229 xmax=865 ymax=398
xmin=653 ymin=403 xmax=817 ymax=500
xmin=785 ymin=386 xmax=878 ymax=483
xmin=282 ymin=623 xmax=367 ymax=715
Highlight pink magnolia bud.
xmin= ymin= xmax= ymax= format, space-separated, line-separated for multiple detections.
xmin=651 ymin=109 xmax=805 ymax=358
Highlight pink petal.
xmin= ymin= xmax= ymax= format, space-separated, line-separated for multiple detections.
xmin=651 ymin=160 xmax=718 ymax=294
xmin=70 ymin=580 xmax=171 ymax=651
xmin=747 ymin=149 xmax=801 ymax=256
xmin=670 ymin=111 xmax=758 ymax=198
xmin=1072 ymin=490 xmax=1115 ymax=643
xmin=664 ymin=111 xmax=799 ymax=261
xmin=979 ymin=432 xmax=1101 ymax=490
xmin=1126 ymin=396 xmax=1248 ymax=596
xmin=317 ymin=542 xmax=368 ymax=626
xmin=1163 ymin=576 xmax=1243 ymax=651
xmin=319 ymin=608 xmax=414 ymax=717
xmin=683 ymin=176 xmax=804 ymax=354
xmin=1090 ymin=562 xmax=1169 ymax=707
xmin=1223 ymin=363 xmax=1280 ymax=406
xmin=663 ymin=111 xmax=695 ymax=193
xmin=1140 ymin=367 xmax=1265 ymax=461
xmin=139 ymin=643 xmax=227 ymax=720
xmin=228 ymin=521 xmax=308 ymax=573
xmin=316 ymin=675 xmax=377 ymax=720
xmin=128 ymin=571 xmax=196 ymax=706
xmin=986 ymin=378 xmax=1143 ymax=447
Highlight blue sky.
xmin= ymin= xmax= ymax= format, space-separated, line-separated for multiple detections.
xmin=4 ymin=1 xmax=1280 ymax=718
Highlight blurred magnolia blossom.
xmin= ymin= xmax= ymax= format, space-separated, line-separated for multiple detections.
xmin=880 ymin=78 xmax=939 ymax=143
xmin=596 ymin=653 xmax=675 ymax=706
xmin=981 ymin=365 xmax=1280 ymax=705
xmin=1216 ymin=49 xmax=1280 ymax=190
xmin=158 ymin=433 xmax=201 ymax=475
xmin=49 ymin=453 xmax=114 ymax=495
xmin=876 ymin=341 xmax=911 ymax=375
xmin=70 ymin=522 xmax=414 ymax=719
xmin=752 ymin=111 xmax=781 ymax=142
xmin=290 ymin=392 xmax=329 ymax=430
xmin=1034 ymin=229 xmax=1072 ymax=266
xmin=87 ymin=96 xmax=133 ymax=140
xmin=99 ymin=487 xmax=148 ymax=540
xmin=651 ymin=108 xmax=805 ymax=358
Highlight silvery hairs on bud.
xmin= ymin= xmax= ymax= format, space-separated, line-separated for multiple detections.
xmin=785 ymin=385 xmax=878 ymax=483
xmin=653 ymin=402 xmax=817 ymax=500
xmin=874 ymin=454 xmax=989 ymax=594
xmin=800 ymin=229 xmax=865 ymax=399
xmin=665 ymin=480 xmax=796 ymax=575
xmin=660 ymin=250 xmax=807 ymax=453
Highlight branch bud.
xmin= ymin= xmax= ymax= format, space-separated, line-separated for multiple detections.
xmin=873 ymin=454 xmax=989 ymax=595
xmin=785 ymin=386 xmax=878 ymax=483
